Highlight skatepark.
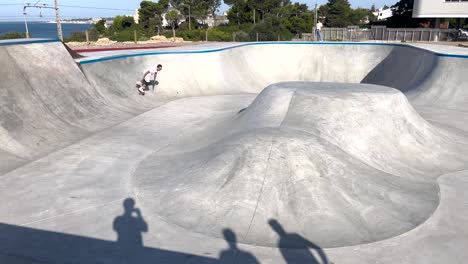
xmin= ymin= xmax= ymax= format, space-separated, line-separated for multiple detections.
xmin=1 ymin=38 xmax=468 ymax=263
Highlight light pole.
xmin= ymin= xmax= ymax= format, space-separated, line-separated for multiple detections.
xmin=23 ymin=1 xmax=63 ymax=41
xmin=182 ymin=2 xmax=191 ymax=30
xmin=253 ymin=8 xmax=255 ymax=24
xmin=188 ymin=1 xmax=191 ymax=30
xmin=22 ymin=5 xmax=30 ymax=38
xmin=54 ymin=0 xmax=63 ymax=41
xmin=314 ymin=2 xmax=318 ymax=41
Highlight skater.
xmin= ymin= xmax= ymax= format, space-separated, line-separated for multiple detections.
xmin=316 ymin=20 xmax=323 ymax=41
xmin=136 ymin=64 xmax=163 ymax=95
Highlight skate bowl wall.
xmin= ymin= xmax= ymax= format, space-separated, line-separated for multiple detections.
xmin=0 ymin=39 xmax=468 ymax=174
xmin=80 ymin=42 xmax=468 ymax=110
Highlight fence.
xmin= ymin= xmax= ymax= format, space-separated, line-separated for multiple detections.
xmin=300 ymin=26 xmax=460 ymax=42
xmin=232 ymin=32 xmax=286 ymax=42
xmin=71 ymin=26 xmax=463 ymax=44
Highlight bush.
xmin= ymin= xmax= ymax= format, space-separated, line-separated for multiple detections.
xmin=0 ymin=32 xmax=28 ymax=40
xmin=178 ymin=19 xmax=202 ymax=30
xmin=233 ymin=31 xmax=250 ymax=41
xmin=109 ymin=28 xmax=137 ymax=42
xmin=64 ymin=28 xmax=100 ymax=42
xmin=207 ymin=28 xmax=233 ymax=41
xmin=65 ymin=31 xmax=87 ymax=42
xmin=161 ymin=29 xmax=202 ymax=41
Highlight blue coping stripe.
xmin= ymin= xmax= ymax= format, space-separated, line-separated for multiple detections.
xmin=77 ymin=41 xmax=468 ymax=65
xmin=0 ymin=38 xmax=60 ymax=47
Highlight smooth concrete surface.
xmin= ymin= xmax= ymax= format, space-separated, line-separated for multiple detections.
xmin=1 ymin=41 xmax=468 ymax=264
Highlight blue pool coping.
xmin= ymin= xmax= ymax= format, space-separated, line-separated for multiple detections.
xmin=0 ymin=39 xmax=467 ymax=62
xmin=77 ymin=42 xmax=468 ymax=64
xmin=0 ymin=38 xmax=60 ymax=46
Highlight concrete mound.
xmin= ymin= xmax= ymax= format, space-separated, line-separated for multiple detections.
xmin=134 ymin=82 xmax=468 ymax=248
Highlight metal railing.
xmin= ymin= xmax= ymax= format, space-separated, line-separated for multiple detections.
xmin=300 ymin=26 xmax=460 ymax=42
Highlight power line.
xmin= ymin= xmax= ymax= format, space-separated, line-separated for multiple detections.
xmin=59 ymin=5 xmax=135 ymax=11
xmin=0 ymin=3 xmax=135 ymax=11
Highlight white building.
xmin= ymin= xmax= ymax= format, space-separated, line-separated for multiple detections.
xmin=162 ymin=4 xmax=182 ymax=27
xmin=413 ymin=0 xmax=468 ymax=18
xmin=372 ymin=7 xmax=393 ymax=20
xmin=134 ymin=9 xmax=139 ymax=24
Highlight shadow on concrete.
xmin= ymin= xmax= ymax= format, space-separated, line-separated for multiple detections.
xmin=0 ymin=198 xmax=329 ymax=264
xmin=0 ymin=198 xmax=217 ymax=264
xmin=360 ymin=46 xmax=438 ymax=93
xmin=114 ymin=198 xmax=148 ymax=248
xmin=269 ymin=219 xmax=329 ymax=264
xmin=219 ymin=228 xmax=260 ymax=264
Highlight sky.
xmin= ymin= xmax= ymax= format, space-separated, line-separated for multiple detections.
xmin=0 ymin=0 xmax=397 ymax=22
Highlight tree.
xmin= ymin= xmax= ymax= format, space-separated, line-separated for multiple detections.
xmin=112 ymin=16 xmax=135 ymax=30
xmin=165 ymin=10 xmax=181 ymax=39
xmin=169 ymin=0 xmax=190 ymax=24
xmin=386 ymin=0 xmax=429 ymax=28
xmin=139 ymin=0 xmax=170 ymax=35
xmin=279 ymin=2 xmax=312 ymax=34
xmin=227 ymin=0 xmax=254 ymax=25
xmin=192 ymin=0 xmax=211 ymax=27
xmin=350 ymin=8 xmax=374 ymax=26
xmin=323 ymin=0 xmax=353 ymax=27
xmin=94 ymin=19 xmax=106 ymax=34
xmin=252 ymin=14 xmax=292 ymax=40
xmin=209 ymin=0 xmax=222 ymax=26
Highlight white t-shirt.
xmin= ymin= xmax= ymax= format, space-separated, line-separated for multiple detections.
xmin=144 ymin=68 xmax=158 ymax=82
xmin=316 ymin=22 xmax=323 ymax=31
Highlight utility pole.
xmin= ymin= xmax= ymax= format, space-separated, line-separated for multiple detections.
xmin=22 ymin=5 xmax=30 ymax=38
xmin=54 ymin=0 xmax=63 ymax=41
xmin=188 ymin=0 xmax=191 ymax=30
xmin=253 ymin=9 xmax=256 ymax=24
xmin=314 ymin=3 xmax=318 ymax=41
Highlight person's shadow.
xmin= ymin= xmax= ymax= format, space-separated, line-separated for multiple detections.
xmin=269 ymin=219 xmax=329 ymax=264
xmin=113 ymin=198 xmax=148 ymax=252
xmin=219 ymin=228 xmax=260 ymax=264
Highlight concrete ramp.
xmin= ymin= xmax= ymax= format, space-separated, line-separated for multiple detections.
xmin=1 ymin=40 xmax=468 ymax=264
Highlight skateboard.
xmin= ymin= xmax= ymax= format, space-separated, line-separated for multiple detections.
xmin=136 ymin=81 xmax=146 ymax=96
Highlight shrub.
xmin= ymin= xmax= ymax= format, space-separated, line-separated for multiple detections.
xmin=64 ymin=28 xmax=100 ymax=42
xmin=0 ymin=32 xmax=28 ymax=40
xmin=207 ymin=28 xmax=233 ymax=41
xmin=109 ymin=28 xmax=137 ymax=42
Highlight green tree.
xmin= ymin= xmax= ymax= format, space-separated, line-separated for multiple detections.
xmin=94 ymin=19 xmax=106 ymax=34
xmin=227 ymin=0 xmax=254 ymax=25
xmin=207 ymin=0 xmax=222 ymax=25
xmin=386 ymin=0 xmax=429 ymax=28
xmin=112 ymin=16 xmax=135 ymax=31
xmin=252 ymin=14 xmax=292 ymax=40
xmin=192 ymin=0 xmax=211 ymax=27
xmin=279 ymin=3 xmax=313 ymax=34
xmin=350 ymin=8 xmax=374 ymax=26
xmin=166 ymin=10 xmax=181 ymax=39
xmin=323 ymin=0 xmax=353 ymax=27
xmin=139 ymin=0 xmax=170 ymax=35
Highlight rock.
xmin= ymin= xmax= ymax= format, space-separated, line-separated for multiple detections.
xmin=171 ymin=37 xmax=184 ymax=42
xmin=150 ymin=35 xmax=169 ymax=41
xmin=65 ymin=41 xmax=85 ymax=46
xmin=95 ymin=38 xmax=117 ymax=45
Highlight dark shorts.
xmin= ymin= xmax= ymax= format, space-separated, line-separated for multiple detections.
xmin=142 ymin=80 xmax=158 ymax=86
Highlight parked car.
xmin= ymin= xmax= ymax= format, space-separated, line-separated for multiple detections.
xmin=458 ymin=28 xmax=468 ymax=39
